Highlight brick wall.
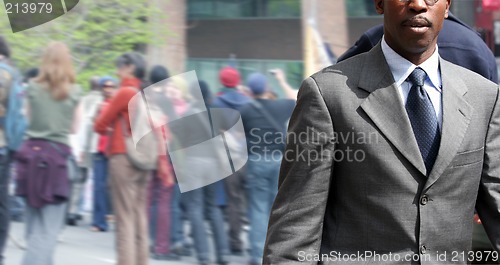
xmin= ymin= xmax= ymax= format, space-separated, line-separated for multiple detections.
xmin=147 ymin=0 xmax=187 ymax=74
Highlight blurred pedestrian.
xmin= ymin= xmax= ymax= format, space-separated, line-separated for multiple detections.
xmin=163 ymin=76 xmax=192 ymax=258
xmin=17 ymin=41 xmax=81 ymax=265
xmin=173 ymin=80 xmax=231 ymax=265
xmin=89 ymin=76 xmax=117 ymax=232
xmin=212 ymin=66 xmax=250 ymax=256
xmin=94 ymin=52 xmax=150 ymax=265
xmin=166 ymin=76 xmax=190 ymax=116
xmin=68 ymin=76 xmax=102 ymax=226
xmin=22 ymin=68 xmax=39 ymax=85
xmin=239 ymin=72 xmax=295 ymax=265
xmin=0 ymin=35 xmax=19 ymax=265
xmin=146 ymin=65 xmax=178 ymax=260
xmin=7 ymin=67 xmax=37 ymax=224
xmin=6 ymin=66 xmax=36 ymax=249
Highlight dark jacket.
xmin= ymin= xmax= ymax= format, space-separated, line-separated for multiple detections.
xmin=212 ymin=88 xmax=251 ymax=131
xmin=15 ymin=139 xmax=71 ymax=208
xmin=213 ymin=88 xmax=251 ymax=110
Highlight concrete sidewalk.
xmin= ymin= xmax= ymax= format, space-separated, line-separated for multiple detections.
xmin=4 ymin=218 xmax=249 ymax=265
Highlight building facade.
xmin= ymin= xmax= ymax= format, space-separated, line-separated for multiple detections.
xmin=146 ymin=0 xmax=496 ymax=93
xmin=148 ymin=0 xmax=350 ymax=94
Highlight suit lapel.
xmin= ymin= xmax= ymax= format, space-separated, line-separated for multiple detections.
xmin=424 ymin=59 xmax=473 ymax=190
xmin=357 ymin=46 xmax=473 ymax=186
xmin=359 ymin=44 xmax=427 ymax=176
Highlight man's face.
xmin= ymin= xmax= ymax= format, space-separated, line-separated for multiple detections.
xmin=375 ymin=0 xmax=451 ymax=63
xmin=102 ymin=81 xmax=116 ymax=99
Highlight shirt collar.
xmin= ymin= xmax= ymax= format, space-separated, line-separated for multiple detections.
xmin=381 ymin=37 xmax=441 ymax=91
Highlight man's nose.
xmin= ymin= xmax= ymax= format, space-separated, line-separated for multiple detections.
xmin=408 ymin=0 xmax=429 ymax=13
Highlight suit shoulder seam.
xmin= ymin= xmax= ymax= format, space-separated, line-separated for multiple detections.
xmin=309 ymin=76 xmax=335 ymax=129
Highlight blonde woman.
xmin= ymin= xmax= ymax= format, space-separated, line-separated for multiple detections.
xmin=16 ymin=41 xmax=80 ymax=265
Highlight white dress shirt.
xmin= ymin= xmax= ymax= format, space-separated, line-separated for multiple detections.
xmin=381 ymin=37 xmax=443 ymax=130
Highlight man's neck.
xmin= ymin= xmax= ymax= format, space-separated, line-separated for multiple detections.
xmin=381 ymin=37 xmax=441 ymax=90
xmin=401 ymin=47 xmax=437 ymax=66
xmin=381 ymin=37 xmax=439 ymax=67
xmin=383 ymin=37 xmax=437 ymax=66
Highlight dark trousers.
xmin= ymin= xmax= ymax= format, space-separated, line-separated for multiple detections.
xmin=183 ymin=183 xmax=230 ymax=263
xmin=148 ymin=174 xmax=172 ymax=255
xmin=0 ymin=148 xmax=11 ymax=265
xmin=170 ymin=184 xmax=185 ymax=247
xmin=224 ymin=167 xmax=246 ymax=251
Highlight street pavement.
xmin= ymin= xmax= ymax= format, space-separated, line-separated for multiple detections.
xmin=3 ymin=216 xmax=250 ymax=265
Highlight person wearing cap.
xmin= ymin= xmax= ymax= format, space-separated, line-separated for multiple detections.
xmin=89 ymin=76 xmax=117 ymax=232
xmin=212 ymin=66 xmax=250 ymax=255
xmin=239 ymin=72 xmax=295 ymax=265
xmin=68 ymin=76 xmax=106 ymax=226
xmin=214 ymin=66 xmax=249 ymax=106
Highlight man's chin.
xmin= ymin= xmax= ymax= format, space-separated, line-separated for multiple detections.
xmin=404 ymin=42 xmax=436 ymax=55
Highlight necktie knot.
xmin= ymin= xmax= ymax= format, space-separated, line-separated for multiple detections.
xmin=408 ymin=67 xmax=427 ymax=87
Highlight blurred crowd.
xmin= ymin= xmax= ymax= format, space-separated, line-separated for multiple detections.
xmin=0 ymin=33 xmax=297 ymax=265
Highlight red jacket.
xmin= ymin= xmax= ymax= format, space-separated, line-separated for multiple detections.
xmin=97 ymin=99 xmax=111 ymax=153
xmin=94 ymin=77 xmax=140 ymax=155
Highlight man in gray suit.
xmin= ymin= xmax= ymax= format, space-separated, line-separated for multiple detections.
xmin=264 ymin=0 xmax=500 ymax=264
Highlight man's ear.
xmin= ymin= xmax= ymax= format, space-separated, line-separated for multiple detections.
xmin=374 ymin=0 xmax=384 ymax=15
xmin=444 ymin=0 xmax=451 ymax=18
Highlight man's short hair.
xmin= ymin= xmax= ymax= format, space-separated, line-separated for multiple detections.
xmin=149 ymin=65 xmax=170 ymax=84
xmin=0 ymin=36 xmax=11 ymax=58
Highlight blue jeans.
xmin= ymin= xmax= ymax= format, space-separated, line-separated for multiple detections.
xmin=22 ymin=202 xmax=67 ymax=265
xmin=92 ymin=153 xmax=109 ymax=231
xmin=183 ymin=183 xmax=230 ymax=263
xmin=0 ymin=148 xmax=11 ymax=265
xmin=183 ymin=188 xmax=208 ymax=262
xmin=170 ymin=184 xmax=183 ymax=245
xmin=204 ymin=183 xmax=230 ymax=262
xmin=245 ymin=155 xmax=281 ymax=262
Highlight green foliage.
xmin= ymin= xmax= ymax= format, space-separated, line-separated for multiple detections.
xmin=0 ymin=0 xmax=168 ymax=90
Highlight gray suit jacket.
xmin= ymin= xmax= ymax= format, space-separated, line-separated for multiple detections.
xmin=263 ymin=44 xmax=500 ymax=264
